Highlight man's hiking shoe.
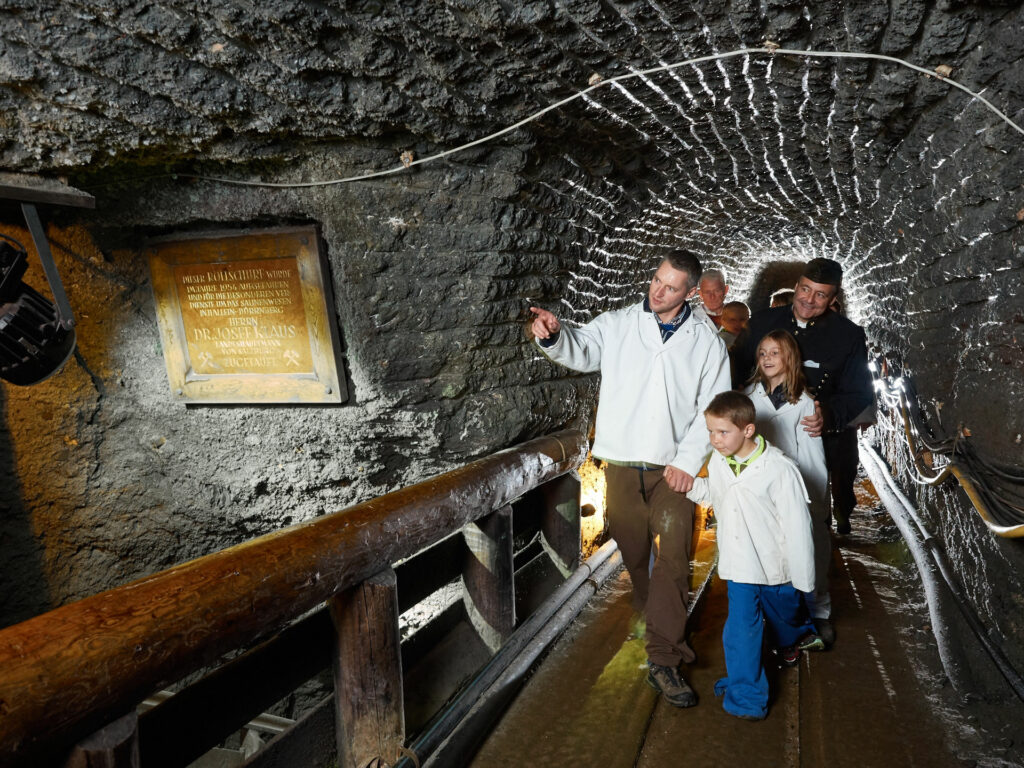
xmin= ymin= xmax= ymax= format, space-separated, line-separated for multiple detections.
xmin=779 ymin=645 xmax=801 ymax=667
xmin=647 ymin=662 xmax=698 ymax=708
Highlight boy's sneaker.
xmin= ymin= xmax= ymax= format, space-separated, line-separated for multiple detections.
xmin=779 ymin=645 xmax=801 ymax=667
xmin=646 ymin=662 xmax=698 ymax=708
xmin=798 ymin=633 xmax=827 ymax=652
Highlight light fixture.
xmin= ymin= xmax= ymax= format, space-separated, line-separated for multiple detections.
xmin=0 ymin=175 xmax=94 ymax=385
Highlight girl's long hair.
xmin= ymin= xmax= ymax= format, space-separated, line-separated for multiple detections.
xmin=750 ymin=329 xmax=806 ymax=404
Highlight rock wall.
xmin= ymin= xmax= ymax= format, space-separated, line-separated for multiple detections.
xmin=0 ymin=139 xmax=593 ymax=625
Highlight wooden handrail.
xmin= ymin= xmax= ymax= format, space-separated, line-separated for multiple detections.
xmin=0 ymin=429 xmax=587 ymax=763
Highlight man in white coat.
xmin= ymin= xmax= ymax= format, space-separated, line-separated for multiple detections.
xmin=530 ymin=249 xmax=731 ymax=708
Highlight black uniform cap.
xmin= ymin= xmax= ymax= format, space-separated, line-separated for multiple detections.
xmin=803 ymin=257 xmax=843 ymax=286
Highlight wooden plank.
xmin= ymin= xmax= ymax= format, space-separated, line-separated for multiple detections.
xmin=462 ymin=506 xmax=515 ymax=652
xmin=540 ymin=472 xmax=582 ymax=576
xmin=330 ymin=569 xmax=404 ymax=768
xmin=63 ymin=712 xmax=139 ymax=768
xmin=0 ymin=430 xmax=586 ymax=765
xmin=395 ymin=534 xmax=465 ymax=613
xmin=139 ymin=610 xmax=333 ymax=768
xmin=243 ymin=696 xmax=335 ymax=768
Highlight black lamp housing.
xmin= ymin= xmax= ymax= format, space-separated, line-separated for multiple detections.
xmin=0 ymin=234 xmax=76 ymax=385
xmin=0 ymin=175 xmax=94 ymax=386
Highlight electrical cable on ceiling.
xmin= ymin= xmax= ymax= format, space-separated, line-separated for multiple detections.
xmin=173 ymin=46 xmax=1024 ymax=190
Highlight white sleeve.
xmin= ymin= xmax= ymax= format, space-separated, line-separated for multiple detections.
xmin=795 ymin=397 xmax=829 ymax=505
xmin=535 ymin=311 xmax=615 ymax=373
xmin=670 ymin=338 xmax=732 ymax=474
xmin=685 ymin=476 xmax=711 ymax=505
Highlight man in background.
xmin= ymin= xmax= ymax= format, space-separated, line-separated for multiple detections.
xmin=698 ymin=268 xmax=729 ymax=328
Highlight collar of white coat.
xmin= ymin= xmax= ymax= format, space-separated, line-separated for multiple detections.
xmin=630 ymin=300 xmax=718 ymax=347
xmin=712 ymin=438 xmax=776 ymax=477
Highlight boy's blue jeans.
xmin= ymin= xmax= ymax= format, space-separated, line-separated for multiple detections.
xmin=715 ymin=581 xmax=815 ymax=719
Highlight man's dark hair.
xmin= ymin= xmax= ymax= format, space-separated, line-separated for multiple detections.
xmin=664 ymin=248 xmax=702 ymax=290
xmin=704 ymin=390 xmax=757 ymax=429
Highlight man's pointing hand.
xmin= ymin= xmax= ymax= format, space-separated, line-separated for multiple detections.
xmin=529 ymin=306 xmax=561 ymax=340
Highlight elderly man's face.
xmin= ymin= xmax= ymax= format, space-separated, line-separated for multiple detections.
xmin=699 ymin=278 xmax=727 ymax=313
xmin=792 ymin=277 xmax=838 ymax=322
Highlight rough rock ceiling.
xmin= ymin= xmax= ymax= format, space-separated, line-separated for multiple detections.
xmin=2 ymin=1 xmax=1023 ymax=435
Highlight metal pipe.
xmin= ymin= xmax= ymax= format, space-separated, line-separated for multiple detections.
xmin=860 ymin=441 xmax=1024 ymax=702
xmin=423 ymin=550 xmax=625 ymax=768
xmin=395 ymin=539 xmax=620 ymax=768
xmin=887 ymin=383 xmax=1024 ymax=538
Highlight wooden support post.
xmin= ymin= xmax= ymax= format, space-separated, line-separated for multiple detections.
xmin=330 ymin=569 xmax=404 ymax=768
xmin=540 ymin=472 xmax=582 ymax=577
xmin=462 ymin=505 xmax=515 ymax=653
xmin=63 ymin=712 xmax=139 ymax=768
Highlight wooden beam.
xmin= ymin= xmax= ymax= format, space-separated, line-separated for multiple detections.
xmin=0 ymin=430 xmax=586 ymax=764
xmin=63 ymin=712 xmax=138 ymax=768
xmin=330 ymin=569 xmax=404 ymax=768
xmin=540 ymin=472 xmax=582 ymax=576
xmin=462 ymin=505 xmax=515 ymax=652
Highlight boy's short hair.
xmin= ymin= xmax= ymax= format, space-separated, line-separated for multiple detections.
xmin=704 ymin=391 xmax=756 ymax=429
xmin=721 ymin=300 xmax=749 ymax=320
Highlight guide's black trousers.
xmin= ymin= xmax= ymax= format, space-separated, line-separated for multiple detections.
xmin=823 ymin=427 xmax=859 ymax=524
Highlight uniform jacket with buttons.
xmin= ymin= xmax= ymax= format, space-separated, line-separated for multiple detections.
xmin=731 ymin=306 xmax=874 ymax=433
xmin=687 ymin=442 xmax=816 ymax=592
xmin=537 ymin=300 xmax=731 ymax=475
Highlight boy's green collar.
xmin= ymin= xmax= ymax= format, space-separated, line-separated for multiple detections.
xmin=725 ymin=434 xmax=765 ymax=476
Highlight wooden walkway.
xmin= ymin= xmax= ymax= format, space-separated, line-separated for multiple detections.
xmin=468 ymin=480 xmax=1022 ymax=768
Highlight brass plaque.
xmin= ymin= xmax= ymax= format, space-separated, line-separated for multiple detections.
xmin=148 ymin=227 xmax=346 ymax=404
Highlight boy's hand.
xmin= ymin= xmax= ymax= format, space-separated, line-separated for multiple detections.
xmin=801 ymin=400 xmax=824 ymax=437
xmin=528 ymin=307 xmax=561 ymax=339
xmin=664 ymin=465 xmax=695 ymax=493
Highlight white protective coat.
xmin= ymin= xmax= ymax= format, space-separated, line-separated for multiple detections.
xmin=744 ymin=383 xmax=829 ymax=516
xmin=538 ymin=301 xmax=730 ymax=475
xmin=687 ymin=443 xmax=816 ymax=593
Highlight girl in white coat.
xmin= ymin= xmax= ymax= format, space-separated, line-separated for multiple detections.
xmin=744 ymin=330 xmax=833 ymax=635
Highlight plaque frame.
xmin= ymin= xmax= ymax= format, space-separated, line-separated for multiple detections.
xmin=148 ymin=226 xmax=347 ymax=404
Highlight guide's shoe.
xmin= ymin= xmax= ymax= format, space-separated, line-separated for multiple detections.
xmin=812 ymin=617 xmax=836 ymax=647
xmin=646 ymin=661 xmax=697 ymax=708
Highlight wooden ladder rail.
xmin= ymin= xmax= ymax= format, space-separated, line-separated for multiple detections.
xmin=0 ymin=429 xmax=588 ymax=767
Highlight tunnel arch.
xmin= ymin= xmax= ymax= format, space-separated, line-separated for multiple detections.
xmin=1 ymin=0 xmax=1023 ymax=678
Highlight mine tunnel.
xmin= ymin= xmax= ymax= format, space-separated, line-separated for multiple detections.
xmin=2 ymin=1 xmax=1024 ymax=766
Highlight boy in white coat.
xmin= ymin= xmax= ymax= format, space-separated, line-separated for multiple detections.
xmin=687 ymin=391 xmax=818 ymax=720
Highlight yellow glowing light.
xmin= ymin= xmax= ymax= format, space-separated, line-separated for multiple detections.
xmin=578 ymin=455 xmax=607 ymax=556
